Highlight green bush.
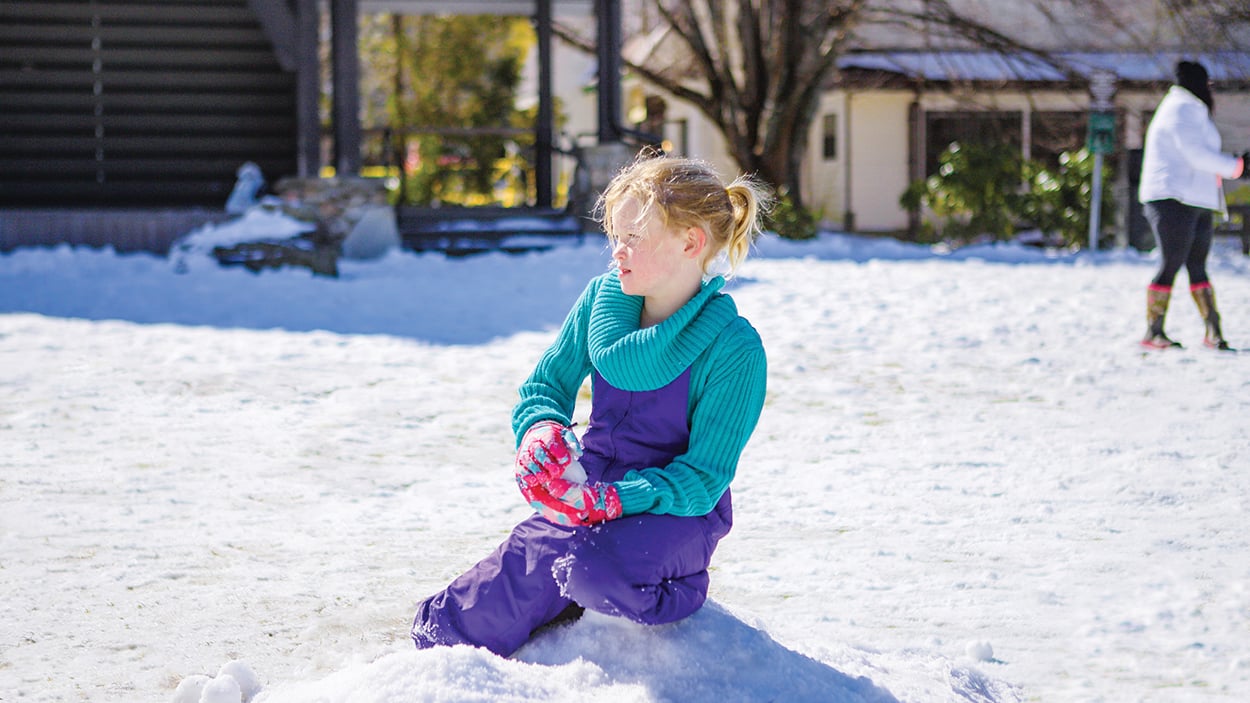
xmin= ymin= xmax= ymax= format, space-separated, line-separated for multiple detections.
xmin=899 ymin=141 xmax=1027 ymax=243
xmin=1018 ymin=148 xmax=1115 ymax=248
xmin=768 ymin=188 xmax=819 ymax=241
xmin=900 ymin=142 xmax=1116 ymax=248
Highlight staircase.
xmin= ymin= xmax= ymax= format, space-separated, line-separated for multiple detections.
xmin=0 ymin=0 xmax=297 ymax=207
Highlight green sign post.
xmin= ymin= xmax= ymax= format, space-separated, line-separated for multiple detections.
xmin=1086 ymin=111 xmax=1116 ymax=155
xmin=1086 ymin=70 xmax=1117 ymax=249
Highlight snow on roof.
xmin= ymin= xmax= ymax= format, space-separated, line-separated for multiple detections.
xmin=840 ymin=51 xmax=1067 ymax=82
xmin=838 ymin=50 xmax=1250 ymax=84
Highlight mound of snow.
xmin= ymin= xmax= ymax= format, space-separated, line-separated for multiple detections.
xmin=251 ymin=602 xmax=1016 ymax=703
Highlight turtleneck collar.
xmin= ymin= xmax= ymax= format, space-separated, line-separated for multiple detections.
xmin=587 ymin=270 xmax=737 ymax=391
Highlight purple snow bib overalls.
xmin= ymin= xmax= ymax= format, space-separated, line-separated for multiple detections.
xmin=411 ymin=369 xmax=733 ymax=657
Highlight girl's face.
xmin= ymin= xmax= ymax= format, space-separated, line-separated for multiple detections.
xmin=609 ymin=197 xmax=697 ymax=299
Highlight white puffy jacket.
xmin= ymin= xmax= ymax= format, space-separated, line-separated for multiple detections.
xmin=1138 ymin=85 xmax=1240 ymax=212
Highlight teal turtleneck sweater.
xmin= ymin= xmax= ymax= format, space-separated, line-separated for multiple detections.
xmin=512 ymin=269 xmax=768 ymax=517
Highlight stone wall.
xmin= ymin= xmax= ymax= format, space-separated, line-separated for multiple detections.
xmin=205 ymin=177 xmax=400 ymax=277
xmin=272 ymin=176 xmax=397 ymax=257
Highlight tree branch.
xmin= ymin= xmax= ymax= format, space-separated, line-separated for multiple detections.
xmin=885 ymin=0 xmax=1082 ymax=82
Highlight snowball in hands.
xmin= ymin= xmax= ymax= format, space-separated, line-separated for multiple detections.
xmin=562 ymin=457 xmax=587 ymax=484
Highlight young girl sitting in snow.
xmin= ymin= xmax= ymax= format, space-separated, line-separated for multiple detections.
xmin=411 ymin=154 xmax=771 ymax=657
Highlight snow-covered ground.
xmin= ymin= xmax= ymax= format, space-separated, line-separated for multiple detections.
xmin=2 ymin=217 xmax=1248 ymax=703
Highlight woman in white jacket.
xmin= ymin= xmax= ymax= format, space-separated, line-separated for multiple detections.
xmin=1138 ymin=60 xmax=1244 ymax=351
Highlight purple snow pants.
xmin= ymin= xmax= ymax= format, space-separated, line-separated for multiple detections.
xmin=411 ymin=368 xmax=734 ymax=657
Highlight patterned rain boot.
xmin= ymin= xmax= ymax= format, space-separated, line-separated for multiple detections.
xmin=1191 ymin=283 xmax=1233 ymax=351
xmin=1141 ymin=284 xmax=1183 ymax=349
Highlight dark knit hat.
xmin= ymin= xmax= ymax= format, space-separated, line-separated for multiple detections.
xmin=1176 ymin=60 xmax=1214 ymax=111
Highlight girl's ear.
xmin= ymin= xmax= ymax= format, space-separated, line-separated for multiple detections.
xmin=684 ymin=226 xmax=707 ymax=258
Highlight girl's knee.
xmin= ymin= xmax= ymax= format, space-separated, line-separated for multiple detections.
xmin=554 ymin=546 xmax=608 ymax=597
xmin=553 ymin=545 xmax=632 ymax=616
xmin=554 ymin=544 xmax=711 ymax=625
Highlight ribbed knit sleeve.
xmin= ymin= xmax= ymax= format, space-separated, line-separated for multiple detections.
xmin=510 ymin=278 xmax=598 ymax=446
xmin=613 ymin=317 xmax=768 ymax=516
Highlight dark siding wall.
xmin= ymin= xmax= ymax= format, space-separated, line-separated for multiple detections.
xmin=0 ymin=0 xmax=297 ymax=207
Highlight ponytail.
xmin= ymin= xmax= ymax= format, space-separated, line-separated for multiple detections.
xmin=723 ymin=177 xmax=772 ymax=276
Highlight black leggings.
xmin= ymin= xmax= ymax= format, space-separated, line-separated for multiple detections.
xmin=1143 ymin=199 xmax=1213 ymax=288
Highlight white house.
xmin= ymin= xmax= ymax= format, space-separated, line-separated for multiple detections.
xmin=554 ymin=2 xmax=1250 ymax=243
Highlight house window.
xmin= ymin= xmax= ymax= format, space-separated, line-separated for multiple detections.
xmin=925 ymin=111 xmax=1022 ymax=175
xmin=925 ymin=110 xmax=1098 ymax=174
xmin=1031 ymin=111 xmax=1088 ymax=168
xmin=822 ymin=113 xmax=838 ymax=160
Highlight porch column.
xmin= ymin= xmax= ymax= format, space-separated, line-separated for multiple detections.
xmin=296 ymin=0 xmax=320 ymax=177
xmin=595 ymin=0 xmax=622 ymax=143
xmin=331 ymin=0 xmax=362 ymax=176
xmin=535 ymin=0 xmax=554 ymax=208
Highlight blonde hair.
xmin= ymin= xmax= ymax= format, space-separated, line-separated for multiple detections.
xmin=596 ymin=154 xmax=772 ymax=277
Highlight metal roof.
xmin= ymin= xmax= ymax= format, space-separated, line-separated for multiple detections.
xmin=358 ymin=0 xmax=592 ymax=15
xmin=838 ymin=51 xmax=1250 ymax=84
